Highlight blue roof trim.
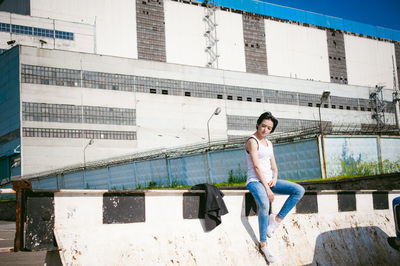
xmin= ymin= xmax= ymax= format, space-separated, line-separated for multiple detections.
xmin=202 ymin=0 xmax=400 ymax=42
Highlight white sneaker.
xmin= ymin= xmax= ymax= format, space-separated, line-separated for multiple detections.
xmin=260 ymin=244 xmax=276 ymax=263
xmin=267 ymin=214 xmax=280 ymax=238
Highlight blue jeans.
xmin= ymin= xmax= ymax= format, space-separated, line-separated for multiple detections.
xmin=393 ymin=196 xmax=400 ymax=240
xmin=246 ymin=180 xmax=305 ymax=242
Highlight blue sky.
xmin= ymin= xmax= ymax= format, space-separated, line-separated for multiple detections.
xmin=259 ymin=0 xmax=400 ymax=30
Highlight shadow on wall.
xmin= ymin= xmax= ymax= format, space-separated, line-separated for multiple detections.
xmin=240 ymin=193 xmax=259 ymax=246
xmin=306 ymin=226 xmax=400 ymax=266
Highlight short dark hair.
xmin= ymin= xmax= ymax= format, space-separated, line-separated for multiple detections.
xmin=256 ymin=112 xmax=278 ymax=133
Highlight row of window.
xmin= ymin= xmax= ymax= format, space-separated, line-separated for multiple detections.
xmin=0 ymin=22 xmax=74 ymax=40
xmin=22 ymin=102 xmax=136 ymax=125
xmin=20 ymin=64 xmax=394 ymax=113
xmin=23 ymin=128 xmax=136 ymax=140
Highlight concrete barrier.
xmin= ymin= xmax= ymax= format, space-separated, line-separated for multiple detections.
xmin=14 ymin=188 xmax=399 ymax=265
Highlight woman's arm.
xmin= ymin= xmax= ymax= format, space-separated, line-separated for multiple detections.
xmin=268 ymin=143 xmax=278 ymax=187
xmin=246 ymin=138 xmax=274 ymax=202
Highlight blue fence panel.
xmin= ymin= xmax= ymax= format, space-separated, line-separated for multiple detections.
xmin=85 ymin=168 xmax=109 ymax=189
xmin=109 ymin=163 xmax=136 ymax=190
xmin=209 ymin=148 xmax=247 ymax=184
xmin=275 ymin=139 xmax=321 ymax=181
xmin=35 ymin=176 xmax=58 ymax=190
xmin=324 ymin=136 xmax=379 ymax=178
xmin=380 ymin=137 xmax=400 ymax=173
xmin=135 ymin=159 xmax=169 ymax=187
xmin=63 ymin=171 xmax=84 ymax=189
xmin=381 ymin=137 xmax=400 ymax=162
xmin=169 ymin=154 xmax=208 ymax=186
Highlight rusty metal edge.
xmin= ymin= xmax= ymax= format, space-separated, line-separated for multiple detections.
xmin=12 ymin=180 xmax=32 ymax=252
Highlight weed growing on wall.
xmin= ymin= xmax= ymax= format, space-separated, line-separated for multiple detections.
xmin=381 ymin=159 xmax=400 ymax=174
xmin=227 ymin=164 xmax=247 ymax=184
xmin=147 ymin=181 xmax=157 ymax=189
xmin=334 ymin=159 xmax=400 ymax=178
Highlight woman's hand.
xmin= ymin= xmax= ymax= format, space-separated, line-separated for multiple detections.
xmin=268 ymin=177 xmax=277 ymax=188
xmin=265 ymin=186 xmax=274 ymax=202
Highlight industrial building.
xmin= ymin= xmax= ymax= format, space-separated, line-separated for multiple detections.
xmin=1 ymin=0 xmax=400 ymax=182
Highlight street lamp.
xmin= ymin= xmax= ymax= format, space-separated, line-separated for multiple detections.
xmin=207 ymin=107 xmax=221 ymax=146
xmin=318 ymin=91 xmax=330 ymax=179
xmin=83 ymin=139 xmax=94 ymax=168
xmin=83 ymin=139 xmax=94 ymax=189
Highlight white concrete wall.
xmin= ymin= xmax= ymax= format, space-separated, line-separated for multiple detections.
xmin=345 ymin=35 xmax=397 ymax=90
xmin=136 ymin=92 xmax=227 ymax=150
xmin=165 ymin=1 xmax=245 ymax=71
xmin=164 ymin=0 xmax=206 ymax=68
xmin=51 ymin=190 xmax=400 ymax=265
xmin=20 ymin=83 xmax=138 ymax=175
xmin=265 ymin=19 xmax=331 ymax=82
xmin=0 ymin=11 xmax=94 ymax=53
xmin=215 ymin=10 xmax=246 ymax=72
xmin=29 ymin=0 xmax=137 ymax=58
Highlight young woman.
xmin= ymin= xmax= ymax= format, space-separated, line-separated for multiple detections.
xmin=246 ymin=112 xmax=305 ymax=263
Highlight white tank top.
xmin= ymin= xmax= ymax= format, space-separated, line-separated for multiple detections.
xmin=246 ymin=135 xmax=274 ymax=185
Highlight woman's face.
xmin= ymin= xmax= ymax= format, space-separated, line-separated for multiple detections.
xmin=257 ymin=119 xmax=274 ymax=136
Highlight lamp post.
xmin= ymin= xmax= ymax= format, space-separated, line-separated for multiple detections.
xmin=83 ymin=139 xmax=94 ymax=168
xmin=83 ymin=139 xmax=94 ymax=189
xmin=205 ymin=107 xmax=221 ymax=183
xmin=318 ymin=91 xmax=330 ymax=179
xmin=207 ymin=107 xmax=221 ymax=146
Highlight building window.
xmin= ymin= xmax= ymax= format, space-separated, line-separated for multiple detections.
xmin=331 ymin=105 xmax=336 ymax=109
xmin=324 ymin=104 xmax=329 ymax=108
xmin=0 ymin=23 xmax=11 ymax=32
xmin=22 ymin=102 xmax=136 ymax=126
xmin=0 ymin=22 xmax=74 ymax=40
xmin=12 ymin=24 xmax=32 ymax=35
xmin=34 ymin=27 xmax=54 ymax=38
xmin=23 ymin=127 xmax=136 ymax=140
xmin=20 ymin=64 xmax=372 ymax=117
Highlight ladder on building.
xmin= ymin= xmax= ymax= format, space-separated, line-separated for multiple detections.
xmin=369 ymin=85 xmax=386 ymax=128
xmin=203 ymin=0 xmax=219 ymax=68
